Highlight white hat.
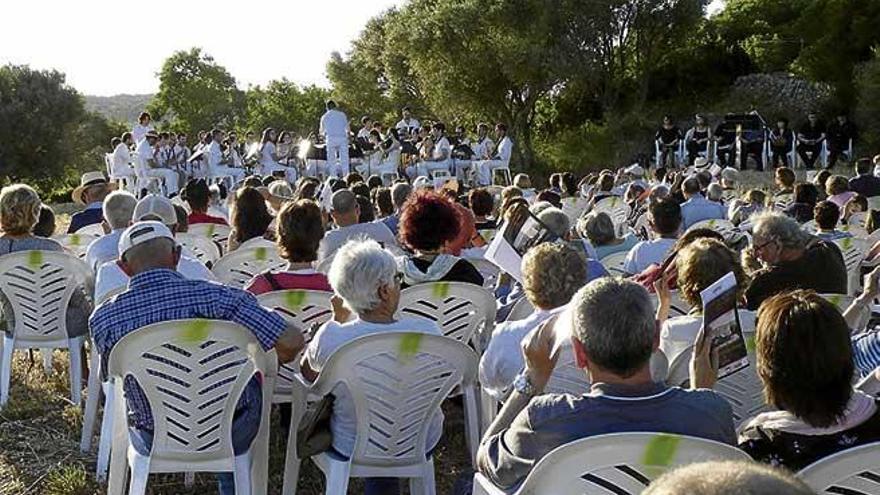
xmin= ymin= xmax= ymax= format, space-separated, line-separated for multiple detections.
xmin=624 ymin=164 xmax=645 ymax=177
xmin=413 ymin=176 xmax=431 ymax=190
xmin=693 ymin=157 xmax=710 ymax=170
xmin=118 ymin=221 xmax=174 ymax=257
xmin=72 ymin=171 xmax=115 ymax=205
xmin=133 ymin=194 xmax=177 ymax=225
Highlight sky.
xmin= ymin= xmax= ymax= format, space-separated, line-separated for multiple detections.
xmin=0 ymin=0 xmax=404 ymax=96
xmin=1 ymin=0 xmax=726 ymax=97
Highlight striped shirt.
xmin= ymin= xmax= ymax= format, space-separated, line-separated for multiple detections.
xmin=853 ymin=331 xmax=880 ymax=379
xmin=89 ymin=269 xmax=286 ymax=431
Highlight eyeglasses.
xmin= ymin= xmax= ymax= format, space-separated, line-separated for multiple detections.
xmin=753 ymin=238 xmax=776 ymax=252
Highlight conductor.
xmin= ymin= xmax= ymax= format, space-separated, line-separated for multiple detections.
xmin=320 ymin=100 xmax=351 ymax=177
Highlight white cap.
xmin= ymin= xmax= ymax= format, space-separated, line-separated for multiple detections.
xmin=624 ymin=164 xmax=645 ymax=177
xmin=118 ymin=221 xmax=175 ymax=257
xmin=133 ymin=194 xmax=176 ymax=225
xmin=413 ymin=176 xmax=431 ymax=190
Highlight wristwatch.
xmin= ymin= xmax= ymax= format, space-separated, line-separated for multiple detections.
xmin=513 ymin=371 xmax=538 ymax=397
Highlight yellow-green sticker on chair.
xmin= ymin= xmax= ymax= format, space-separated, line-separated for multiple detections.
xmin=179 ymin=319 xmax=211 ymax=344
xmin=398 ymin=333 xmax=423 ymax=362
xmin=27 ymin=250 xmax=43 ymax=269
xmin=284 ymin=290 xmax=306 ymax=312
xmin=432 ymin=282 xmax=450 ymax=299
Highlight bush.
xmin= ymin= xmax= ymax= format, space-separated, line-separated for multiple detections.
xmin=855 ymin=49 xmax=880 ymax=155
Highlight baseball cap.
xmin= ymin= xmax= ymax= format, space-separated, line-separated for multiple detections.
xmin=624 ymin=164 xmax=645 ymax=177
xmin=133 ymin=194 xmax=177 ymax=225
xmin=118 ymin=221 xmax=175 ymax=257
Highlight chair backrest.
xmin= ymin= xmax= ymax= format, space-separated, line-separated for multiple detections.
xmin=593 ymin=197 xmax=631 ymax=235
xmin=75 ymin=223 xmax=106 ymax=238
xmin=237 ymin=237 xmax=276 ymax=250
xmin=0 ymin=251 xmax=93 ymax=343
xmin=176 ymin=233 xmax=222 ymax=266
xmin=834 ymin=237 xmax=868 ymax=294
xmin=513 ymin=432 xmax=751 ymax=494
xmin=561 ymin=197 xmax=589 ymax=223
xmin=397 ymin=282 xmax=496 ymax=349
xmin=211 ymin=246 xmax=288 ymax=289
xmin=311 ymin=332 xmax=478 ymax=467
xmin=798 ymin=442 xmax=880 ymax=494
xmin=840 ymin=221 xmax=869 ymax=240
xmin=107 ymin=319 xmax=275 ymax=463
xmin=464 ymin=257 xmax=500 ymax=290
xmin=186 ymin=223 xmax=232 ymax=250
xmin=774 ymin=194 xmax=794 ymax=211
xmin=818 ymin=293 xmax=856 ymax=312
xmin=686 ymin=218 xmax=738 ymax=242
xmin=256 ymin=290 xmax=333 ymax=397
xmin=506 ymin=297 xmax=536 ymax=322
xmin=600 ymin=251 xmax=628 ymax=276
xmin=55 ymin=233 xmax=99 ymax=258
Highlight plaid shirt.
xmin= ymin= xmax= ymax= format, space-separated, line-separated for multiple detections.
xmin=89 ymin=269 xmax=286 ymax=431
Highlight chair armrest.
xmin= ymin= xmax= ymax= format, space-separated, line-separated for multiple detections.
xmin=472 ymin=473 xmax=509 ymax=495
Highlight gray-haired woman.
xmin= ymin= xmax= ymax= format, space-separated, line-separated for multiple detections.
xmin=578 ymin=211 xmax=638 ymax=260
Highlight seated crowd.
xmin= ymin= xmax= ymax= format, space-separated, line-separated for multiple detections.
xmin=7 ymin=146 xmax=880 ymax=494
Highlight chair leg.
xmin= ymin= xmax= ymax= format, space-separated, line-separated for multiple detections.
xmin=81 ymin=345 xmax=102 ymax=452
xmin=281 ymin=414 xmax=301 ymax=495
xmin=107 ymin=382 xmax=129 ymax=495
xmin=409 ymin=459 xmax=436 ymax=495
xmin=126 ymin=451 xmax=150 ymax=495
xmin=68 ymin=339 xmax=82 ymax=405
xmin=42 ymin=348 xmax=52 ymax=375
xmin=324 ymin=459 xmax=351 ymax=495
xmin=233 ymin=452 xmax=252 ymax=495
xmin=184 ymin=472 xmax=194 ymax=488
xmin=464 ymin=387 xmax=481 ymax=467
xmin=0 ymin=337 xmax=12 ymax=406
xmin=96 ymin=381 xmax=115 ymax=482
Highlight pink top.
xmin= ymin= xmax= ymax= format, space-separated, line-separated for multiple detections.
xmin=828 ymin=191 xmax=857 ymax=210
xmin=244 ymin=268 xmax=332 ymax=295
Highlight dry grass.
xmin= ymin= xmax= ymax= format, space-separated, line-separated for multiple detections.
xmin=0 ymin=351 xmax=473 ymax=495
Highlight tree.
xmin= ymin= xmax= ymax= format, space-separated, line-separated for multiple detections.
xmin=148 ymin=48 xmax=245 ymax=135
xmin=0 ymin=64 xmax=119 ymax=195
xmin=245 ymin=80 xmax=330 ymax=137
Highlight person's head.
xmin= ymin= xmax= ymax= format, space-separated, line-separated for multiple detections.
xmin=849 ymin=193 xmax=868 ymax=214
xmin=33 ymin=205 xmax=56 ymax=237
xmin=826 ymin=174 xmax=849 ymax=196
xmin=330 ymin=189 xmax=360 ymax=227
xmin=856 ymin=157 xmax=873 ymax=176
xmin=401 ymin=105 xmax=412 ymax=119
xmin=231 ymin=187 xmax=273 ymax=243
xmin=173 ymin=204 xmax=189 ymax=233
xmin=344 ymin=172 xmax=364 ymax=186
xmin=561 ymin=172 xmax=577 ymax=196
xmin=399 ymin=190 xmax=462 ymax=253
xmin=494 ymin=122 xmax=507 ymax=140
xmin=706 ymin=183 xmax=723 ymax=202
xmin=648 ymin=197 xmax=682 ymax=237
xmin=837 ymin=113 xmax=848 ymax=124
xmin=695 ymin=114 xmax=707 ymax=127
xmin=814 ymin=200 xmax=841 ymax=231
xmin=276 ymin=199 xmax=324 ymax=263
xmin=578 ymin=211 xmax=616 ymax=247
xmin=757 ymin=290 xmax=855 ymax=427
xmin=776 ymin=117 xmax=789 ymax=130
xmin=349 ymin=182 xmax=370 ymax=200
xmin=746 ymin=189 xmax=767 ymax=206
xmin=182 ymin=179 xmax=211 ymax=213
xmin=793 ymin=182 xmax=820 ymax=206
xmin=535 ymin=190 xmax=561 ymax=209
xmin=138 ymin=112 xmax=151 ymax=125
xmin=360 ymin=115 xmax=372 ymax=128
xmin=677 ymin=238 xmax=747 ymax=308
xmin=477 ymin=122 xmax=489 ymax=138
xmin=328 ymin=239 xmax=400 ymax=316
xmin=662 ymin=114 xmax=673 ymax=127
xmin=681 ymin=176 xmax=701 ymax=198
xmin=261 ymin=127 xmax=276 ymax=144
xmin=0 ymin=184 xmax=42 ymax=236
xmin=102 ymin=190 xmax=138 ymax=231
xmin=720 ymin=167 xmax=739 ymax=188
xmin=355 ymin=195 xmax=375 ymax=223
xmin=807 ymin=111 xmax=818 ymax=125
xmin=814 ymin=169 xmax=832 ymax=189
xmin=597 ymin=173 xmax=615 ymax=192
xmin=501 ymin=186 xmax=523 ymax=206
xmin=654 ymin=167 xmax=667 ymax=184
xmin=522 ymin=242 xmax=587 ymax=311
xmin=549 ymin=173 xmax=562 ymax=190
xmin=176 ymin=133 xmax=187 ymax=146
xmin=643 ymin=461 xmax=814 ymax=495
xmin=296 ymin=179 xmax=320 ymax=201
xmin=210 ymin=128 xmax=223 ymax=143
xmin=775 ymin=167 xmax=795 ymax=190
xmin=121 ymin=132 xmax=133 ymax=146
xmin=390 ymin=182 xmax=413 ymax=212
xmin=431 ymin=122 xmax=445 ymax=139
xmin=367 ymin=175 xmax=382 ymax=191
xmin=750 ymin=211 xmax=810 ymax=265
xmin=468 ymin=188 xmax=494 ymax=219
xmin=513 ymin=173 xmax=531 ymax=190
xmin=373 ymin=187 xmax=393 ymax=217
xmin=537 ymin=207 xmax=570 ymax=239
xmin=571 ymin=278 xmax=657 ymax=379
xmin=325 ymin=99 xmax=337 ymax=111
xmin=117 ymin=221 xmax=181 ymax=276
xmin=267 ymin=180 xmax=294 ymax=212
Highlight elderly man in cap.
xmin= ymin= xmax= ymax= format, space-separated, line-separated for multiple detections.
xmin=315 ymin=189 xmax=399 ymax=273
xmin=90 ymin=221 xmax=305 ymax=495
xmin=134 ymin=131 xmax=179 ymax=197
xmin=94 ymin=194 xmax=214 ymax=302
xmin=68 ymin=172 xmax=116 ymax=233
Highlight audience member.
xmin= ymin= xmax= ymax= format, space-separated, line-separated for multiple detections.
xmin=372 ymin=187 xmax=393 ymax=219
xmin=826 ymin=174 xmax=857 ymax=210
xmin=68 ymin=172 xmax=113 ymax=233
xmin=33 ymin=204 xmax=56 ymax=238
xmin=814 ymin=200 xmax=852 ymax=241
xmin=469 ymin=188 xmax=496 ymax=230
xmin=849 ymin=158 xmax=880 ymax=198
xmin=228 ymin=186 xmax=274 ymax=252
xmin=643 ymin=461 xmax=814 ymax=495
xmin=85 ymin=190 xmax=138 ymax=271
xmin=578 ymin=211 xmax=638 ymax=259
xmin=182 ymin=179 xmax=228 ymax=226
xmin=680 ymin=176 xmax=726 ymax=229
xmin=773 ymin=167 xmax=796 ymax=199
xmin=381 ymin=182 xmax=412 ymax=236
xmin=316 ymin=189 xmax=398 ymax=273
xmin=729 ymin=189 xmax=766 ymax=226
xmin=784 ymin=183 xmax=820 ymax=223
xmin=623 ymin=197 xmax=681 ymax=274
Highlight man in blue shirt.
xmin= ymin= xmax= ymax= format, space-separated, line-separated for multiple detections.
xmin=680 ymin=176 xmax=726 ymax=230
xmin=90 ymin=221 xmax=305 ymax=494
xmin=849 ymin=158 xmax=880 ymax=198
xmin=68 ymin=171 xmax=114 ymax=233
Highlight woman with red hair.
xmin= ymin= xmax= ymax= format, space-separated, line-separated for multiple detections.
xmin=396 ymin=190 xmax=484 ymax=287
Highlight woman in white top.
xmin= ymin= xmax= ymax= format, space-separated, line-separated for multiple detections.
xmin=131 ymin=111 xmax=154 ymax=144
xmin=258 ymin=127 xmax=297 ymax=181
xmin=655 ymin=237 xmax=750 ymax=376
xmin=301 ymin=240 xmax=442 ymax=494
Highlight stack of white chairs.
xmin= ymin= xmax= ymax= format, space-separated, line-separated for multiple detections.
xmin=473 ymin=433 xmax=750 ymax=495
xmin=307 ymin=332 xmax=480 ymax=494
xmin=0 ymin=251 xmax=93 ymax=406
xmin=211 ymin=246 xmax=287 ymax=289
xmin=176 ymin=232 xmax=222 ymax=267
xmin=797 ymin=442 xmax=880 ymax=494
xmin=105 ymin=319 xmax=276 ymax=495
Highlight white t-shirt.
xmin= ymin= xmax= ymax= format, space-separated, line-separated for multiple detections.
xmin=316 ymin=222 xmax=400 ymax=273
xmin=496 ymin=136 xmax=513 ymax=163
xmin=94 ymin=253 xmax=216 ymax=302
xmin=85 ymin=230 xmax=123 ymax=272
xmin=134 ymin=139 xmax=154 ymax=174
xmin=622 ymin=237 xmax=676 ymax=274
xmin=480 ymin=309 xmax=556 ymax=399
xmin=112 ymin=143 xmax=131 ymax=176
xmin=305 ymin=316 xmax=443 ymax=456
xmin=132 ymin=123 xmax=154 ymax=144
xmin=207 ymin=140 xmax=224 ymax=170
xmin=396 ymin=118 xmax=421 ymax=135
xmin=260 ymin=142 xmax=278 ymax=167
xmin=432 ymin=136 xmax=451 ymax=161
xmin=473 ymin=137 xmax=494 ymax=160
xmin=320 ymin=109 xmax=349 ymax=141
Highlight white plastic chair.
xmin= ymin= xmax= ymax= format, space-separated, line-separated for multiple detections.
xmin=0 ymin=251 xmax=93 ymax=406
xmin=308 ymin=332 xmax=480 ymax=494
xmin=600 ymin=251 xmax=628 ymax=276
xmin=105 ymin=319 xmax=276 ymax=495
xmin=561 ymin=197 xmax=589 ymax=223
xmin=176 ymin=232 xmax=222 ymax=266
xmin=834 ymin=237 xmax=868 ymax=295
xmin=655 ymin=140 xmax=686 ymax=168
xmin=186 ymin=223 xmax=232 ymax=254
xmin=506 ymin=297 xmax=535 ymax=322
xmin=397 ymin=282 xmax=497 ymax=351
xmin=798 ymin=442 xmax=880 ymax=494
xmin=211 ymin=246 xmax=288 ymax=289
xmin=55 ymin=232 xmax=100 ymax=259
xmin=464 ymin=257 xmax=500 ymax=290
xmin=686 ymin=218 xmax=738 ymax=242
xmin=593 ymin=197 xmax=631 ymax=237
xmin=473 ymin=432 xmax=750 ymax=495
xmin=75 ymin=223 xmax=107 ymax=238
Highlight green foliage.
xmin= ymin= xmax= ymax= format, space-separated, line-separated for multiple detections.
xmin=245 ymin=80 xmax=330 ymax=137
xmin=855 ymin=49 xmax=880 ymax=151
xmin=43 ymin=464 xmax=99 ymax=495
xmin=148 ymin=48 xmax=245 ymax=135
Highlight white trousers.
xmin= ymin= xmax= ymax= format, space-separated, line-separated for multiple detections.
xmin=210 ymin=166 xmax=246 ymax=189
xmin=145 ymin=168 xmax=179 ymax=195
xmin=475 ymin=159 xmax=509 ymax=186
xmin=325 ymin=139 xmax=350 ymax=177
xmin=406 ymin=160 xmax=450 ymax=179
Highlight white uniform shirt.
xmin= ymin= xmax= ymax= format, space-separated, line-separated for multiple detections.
xmin=496 ymin=136 xmax=514 ymax=163
xmin=319 ymin=109 xmax=349 ymax=141
xmin=395 ymin=118 xmax=421 ymax=135
xmin=112 ymin=143 xmax=131 ymax=176
xmin=260 ymin=141 xmax=278 ymax=167
xmin=473 ymin=137 xmax=494 ymax=160
xmin=173 ymin=144 xmax=191 ymax=166
xmin=432 ymin=136 xmax=451 ymax=161
xmin=131 ymin=123 xmax=154 ymax=144
xmin=85 ymin=230 xmax=123 ymax=272
xmin=207 ymin=140 xmax=224 ymax=170
xmin=134 ymin=139 xmax=154 ymax=174
xmin=357 ymin=128 xmax=372 ymax=140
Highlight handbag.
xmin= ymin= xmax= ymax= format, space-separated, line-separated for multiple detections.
xmin=296 ymin=394 xmax=335 ymax=458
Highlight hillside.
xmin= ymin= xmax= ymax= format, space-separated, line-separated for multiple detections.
xmin=83 ymin=93 xmax=153 ymax=124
